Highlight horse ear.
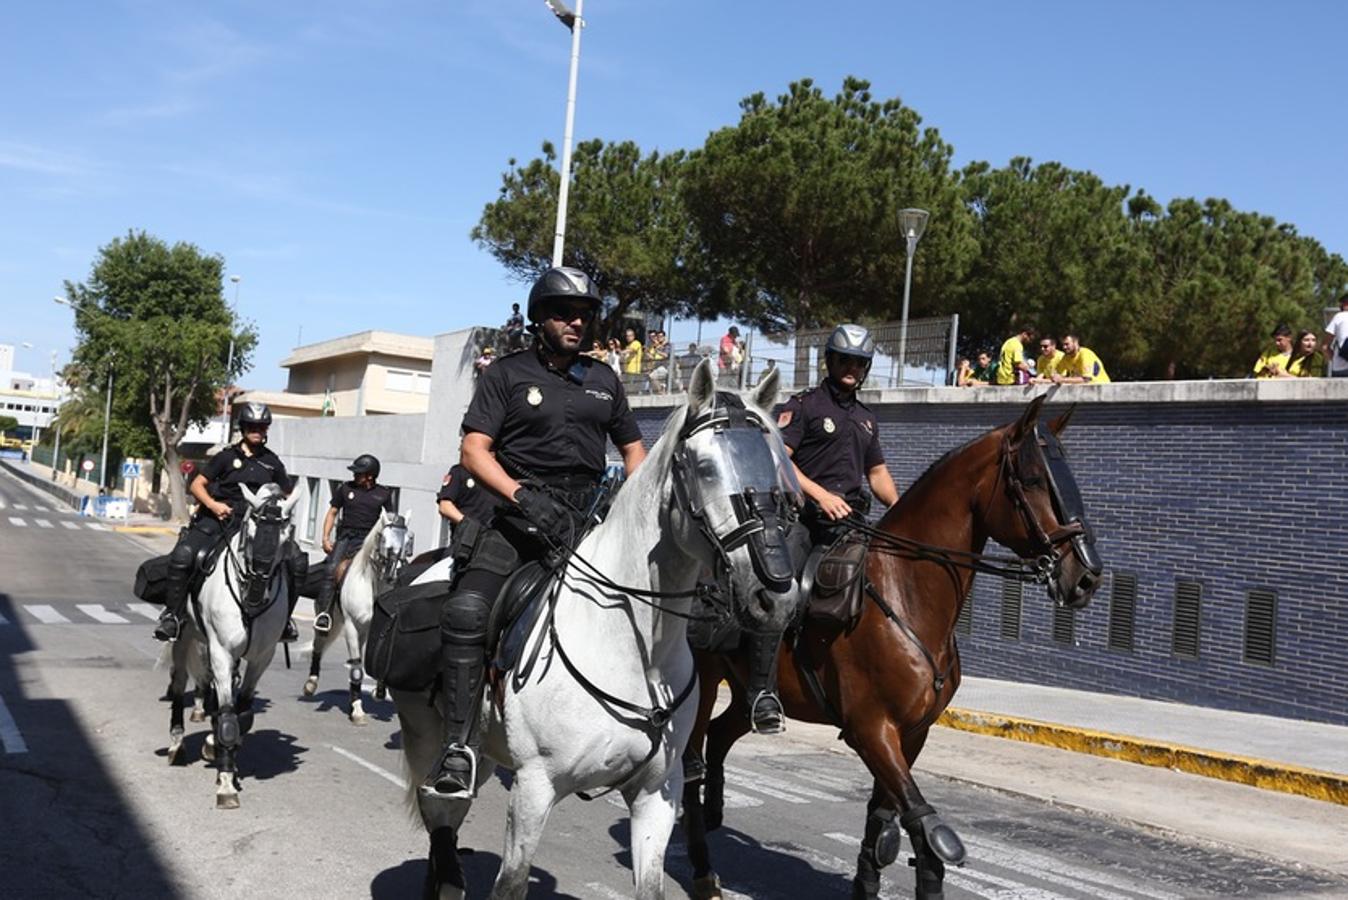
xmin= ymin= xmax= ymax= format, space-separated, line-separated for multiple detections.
xmin=1009 ymin=394 xmax=1048 ymax=445
xmin=280 ymin=489 xmax=301 ymax=517
xmin=750 ymin=365 xmax=780 ymax=413
xmin=241 ymin=484 xmax=259 ymax=508
xmin=1048 ymin=405 xmax=1076 ymax=436
xmin=686 ymin=358 xmax=715 ymax=420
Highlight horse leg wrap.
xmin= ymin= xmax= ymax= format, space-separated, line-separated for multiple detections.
xmin=236 ymin=695 xmax=255 ymax=735
xmin=860 ymin=806 xmax=902 ymax=869
xmin=703 ymin=766 xmax=725 ymax=832
xmin=348 ymin=660 xmax=364 ymax=686
xmin=900 ymin=805 xmax=966 ymax=866
xmin=216 ymin=705 xmax=241 ymax=752
xmin=424 ymin=826 xmax=465 ymax=897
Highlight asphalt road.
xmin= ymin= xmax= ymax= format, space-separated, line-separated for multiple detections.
xmin=2 ymin=468 xmax=1346 ymax=899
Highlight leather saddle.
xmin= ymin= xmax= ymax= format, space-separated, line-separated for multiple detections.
xmin=486 ymin=562 xmax=556 ymax=694
xmin=802 ymin=534 xmax=870 ymax=629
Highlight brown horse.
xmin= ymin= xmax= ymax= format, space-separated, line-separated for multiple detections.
xmin=682 ymin=396 xmax=1103 ymax=900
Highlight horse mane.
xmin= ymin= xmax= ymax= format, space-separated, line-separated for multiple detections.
xmin=348 ymin=512 xmax=387 ymax=576
xmin=893 ymin=423 xmax=1005 ymax=514
xmin=596 ymin=405 xmax=685 ymax=527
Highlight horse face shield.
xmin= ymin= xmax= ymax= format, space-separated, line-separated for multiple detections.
xmin=1022 ymin=426 xmax=1102 ymax=606
xmin=674 ymin=410 xmax=801 ymax=595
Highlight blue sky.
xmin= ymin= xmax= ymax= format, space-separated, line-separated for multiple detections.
xmin=3 ymin=1 xmax=1345 ymax=389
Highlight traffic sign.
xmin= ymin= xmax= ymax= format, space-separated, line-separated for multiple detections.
xmin=121 ymin=461 xmax=142 ymax=479
xmin=80 ymin=459 xmax=94 ymax=473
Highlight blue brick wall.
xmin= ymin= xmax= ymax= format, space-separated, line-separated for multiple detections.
xmin=635 ymin=398 xmax=1348 ymax=726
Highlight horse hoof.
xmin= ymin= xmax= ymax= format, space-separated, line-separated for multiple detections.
xmin=190 ymin=706 xmax=206 ymax=723
xmin=216 ymin=792 xmax=240 ymax=810
xmin=350 ymin=711 xmax=368 ymax=727
xmin=302 ymin=676 xmax=319 ymax=697
xmin=692 ymin=873 xmax=723 ymax=900
xmin=167 ymin=742 xmax=183 ymax=765
xmin=202 ymin=734 xmax=216 ymax=763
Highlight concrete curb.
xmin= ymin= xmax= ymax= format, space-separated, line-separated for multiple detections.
xmin=112 ymin=525 xmax=178 ymax=535
xmin=937 ymin=707 xmax=1348 ymax=807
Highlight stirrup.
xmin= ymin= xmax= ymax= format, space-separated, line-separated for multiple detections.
xmin=421 ymin=744 xmax=478 ymax=800
xmin=313 ymin=611 xmax=332 ymax=634
xmin=750 ymin=690 xmax=785 ymax=735
xmin=153 ymin=613 xmax=181 ymax=643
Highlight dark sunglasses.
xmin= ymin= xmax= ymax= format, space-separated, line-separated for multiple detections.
xmin=545 ymin=302 xmax=596 ymax=324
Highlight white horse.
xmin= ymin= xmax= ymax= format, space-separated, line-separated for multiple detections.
xmin=303 ymin=510 xmax=413 ymax=724
xmin=395 ymin=361 xmax=799 ymax=899
xmin=165 ymin=483 xmax=301 ymax=809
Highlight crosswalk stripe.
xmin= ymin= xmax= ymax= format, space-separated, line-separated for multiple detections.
xmin=13 ymin=504 xmax=27 ymax=511
xmin=9 ymin=517 xmax=27 ymax=527
xmin=76 ymin=604 xmax=131 ymax=624
xmin=61 ymin=521 xmax=80 ymax=530
xmin=26 ymin=605 xmax=71 ymax=624
xmin=722 ymin=770 xmax=809 ymax=804
xmin=0 ymin=499 xmax=6 ymax=509
xmin=35 ymin=519 xmax=53 ymax=529
xmin=34 ymin=505 xmax=49 ymax=512
xmin=126 ymin=603 xmax=161 ymax=621
xmin=963 ymin=836 xmax=1181 ymax=900
xmin=724 ymin=765 xmax=841 ymax=802
xmin=85 ymin=522 xmax=108 ymax=531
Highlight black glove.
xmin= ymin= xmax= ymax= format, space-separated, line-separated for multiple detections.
xmin=514 ymin=487 xmax=575 ymax=539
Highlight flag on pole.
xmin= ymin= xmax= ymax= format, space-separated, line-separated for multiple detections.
xmin=321 ymin=388 xmax=335 ymax=417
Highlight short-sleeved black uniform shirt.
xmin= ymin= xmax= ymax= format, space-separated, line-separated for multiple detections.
xmin=201 ymin=443 xmax=290 ymax=507
xmin=777 ymin=378 xmax=884 ymax=502
xmin=330 ymin=481 xmax=396 ymax=539
xmin=460 ymin=347 xmax=641 ymax=481
xmin=436 ymin=463 xmax=499 ymax=525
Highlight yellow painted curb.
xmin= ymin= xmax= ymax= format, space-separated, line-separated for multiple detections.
xmin=112 ymin=525 xmax=178 ymax=535
xmin=937 ymin=707 xmax=1348 ymax=807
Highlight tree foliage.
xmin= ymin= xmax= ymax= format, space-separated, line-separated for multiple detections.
xmin=0 ymin=415 xmax=17 ymax=435
xmin=63 ymin=230 xmax=255 ymax=520
xmin=475 ymin=76 xmax=1347 ymax=379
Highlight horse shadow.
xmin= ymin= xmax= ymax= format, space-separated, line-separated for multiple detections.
xmin=238 ymin=728 xmax=308 ymax=780
xmin=370 ymin=849 xmax=583 ymax=900
xmin=301 ymin=687 xmax=396 ymax=723
xmin=608 ymin=819 xmax=857 ymax=898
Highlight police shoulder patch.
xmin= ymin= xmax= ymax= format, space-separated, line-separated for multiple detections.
xmin=777 ymin=410 xmax=793 ymax=428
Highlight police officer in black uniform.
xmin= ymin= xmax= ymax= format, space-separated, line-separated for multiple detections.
xmin=424 ymin=266 xmax=647 ymax=797
xmin=435 ymin=462 xmax=498 ymax=538
xmin=154 ymin=402 xmax=293 ymax=641
xmin=743 ymin=324 xmax=900 ymax=732
xmin=313 ymin=454 xmax=397 ymax=634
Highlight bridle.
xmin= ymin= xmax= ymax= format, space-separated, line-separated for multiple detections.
xmin=226 ymin=497 xmax=290 ymax=612
xmin=998 ymin=423 xmax=1098 ymax=583
xmin=372 ymin=516 xmax=413 ymax=585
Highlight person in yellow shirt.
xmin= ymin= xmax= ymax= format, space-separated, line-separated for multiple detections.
xmin=1053 ymin=334 xmax=1111 ymax=384
xmin=1281 ymin=331 xmax=1323 ymax=378
xmin=621 ymin=327 xmax=643 ymax=375
xmin=1252 ymin=325 xmax=1293 ymax=378
xmin=1033 ymin=337 xmax=1064 ymax=382
xmin=995 ymin=325 xmax=1036 ymax=385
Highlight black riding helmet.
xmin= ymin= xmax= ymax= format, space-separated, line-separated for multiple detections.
xmin=526 ymin=266 xmax=602 ymax=324
xmin=237 ymin=402 xmax=273 ymax=429
xmin=348 ymin=454 xmax=381 ymax=478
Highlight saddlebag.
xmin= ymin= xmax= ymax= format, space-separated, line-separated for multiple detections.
xmin=133 ymin=555 xmax=172 ymax=605
xmin=365 ymin=580 xmax=451 ymax=692
xmin=806 ymin=534 xmax=870 ymax=629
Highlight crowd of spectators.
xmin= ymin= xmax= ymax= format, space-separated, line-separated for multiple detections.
xmin=956 ymin=324 xmax=1110 ymax=387
xmin=1254 ymin=294 xmax=1348 ymax=379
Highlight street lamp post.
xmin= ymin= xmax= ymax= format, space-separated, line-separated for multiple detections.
xmin=48 ymin=351 xmax=63 ymax=480
xmin=896 ymin=208 xmax=930 ymax=385
xmin=222 ymin=274 xmax=241 ymax=445
xmin=545 ymin=0 xmax=585 ymax=267
xmin=98 ymin=365 xmax=114 ymax=491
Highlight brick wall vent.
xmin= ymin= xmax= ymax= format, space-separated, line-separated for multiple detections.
xmin=1052 ymin=600 xmax=1076 ymax=644
xmin=1243 ymin=589 xmax=1277 ymax=666
xmin=1173 ymin=580 xmax=1202 ymax=659
xmin=999 ymin=577 xmax=1022 ymax=641
xmin=955 ymin=589 xmax=973 ymax=636
xmin=1107 ymin=572 xmax=1138 ymax=652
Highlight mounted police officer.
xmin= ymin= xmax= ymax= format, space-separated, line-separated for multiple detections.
xmin=313 ymin=454 xmax=397 ymax=634
xmin=154 ymin=402 xmax=295 ymax=642
xmin=435 ymin=462 xmax=498 ymax=540
xmin=745 ymin=323 xmax=900 ymax=732
xmin=424 ymin=266 xmax=647 ymax=798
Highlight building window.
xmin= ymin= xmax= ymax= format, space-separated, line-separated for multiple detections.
xmin=1243 ymin=589 xmax=1276 ymax=666
xmin=304 ymin=477 xmax=320 ymax=541
xmin=999 ymin=579 xmax=1022 ymax=640
xmin=387 ymin=369 xmax=432 ymax=394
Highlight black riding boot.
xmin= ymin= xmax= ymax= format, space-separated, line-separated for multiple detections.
xmin=154 ymin=561 xmax=192 ymax=642
xmin=424 ymin=587 xmax=493 ymax=798
xmin=746 ymin=629 xmax=785 ymax=734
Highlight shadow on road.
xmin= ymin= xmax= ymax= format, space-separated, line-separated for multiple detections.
xmin=370 ymin=848 xmax=583 ymax=900
xmin=0 ymin=592 xmax=180 ymax=897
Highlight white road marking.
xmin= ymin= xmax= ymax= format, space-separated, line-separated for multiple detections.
xmin=126 ymin=603 xmax=161 ymax=621
xmin=35 ymin=518 xmax=53 ymax=529
xmin=724 ymin=764 xmax=841 ymax=802
xmin=965 ymin=836 xmax=1182 ymax=900
xmin=61 ymin=521 xmax=79 ymax=530
xmin=721 ymin=770 xmax=809 ymax=804
xmin=0 ymin=691 xmax=28 ymax=754
xmin=26 ymin=605 xmax=71 ymax=624
xmin=331 ymin=745 xmax=407 ymax=789
xmin=34 ymin=505 xmax=49 ymax=512
xmin=0 ymin=499 xmax=6 ymax=509
xmin=8 ymin=517 xmax=27 ymax=527
xmin=12 ymin=504 xmax=27 ymax=511
xmin=77 ymin=604 xmax=130 ymax=624
xmin=85 ymin=522 xmax=108 ymax=531
xmin=583 ymin=883 xmax=629 ymax=899
xmin=825 ymin=832 xmax=1071 ymax=900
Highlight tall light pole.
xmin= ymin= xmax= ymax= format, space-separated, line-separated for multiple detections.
xmin=545 ymin=0 xmax=585 ymax=267
xmin=896 ymin=208 xmax=930 ymax=384
xmin=18 ymin=342 xmax=39 ymax=446
xmin=222 ymin=274 xmax=241 ymax=444
xmin=49 ymin=300 xmax=66 ymax=477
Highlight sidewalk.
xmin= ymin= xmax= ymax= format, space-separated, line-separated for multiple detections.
xmin=939 ymin=675 xmax=1348 ymax=805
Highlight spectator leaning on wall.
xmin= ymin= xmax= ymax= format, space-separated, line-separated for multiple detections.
xmin=1033 ymin=336 xmax=1064 ymax=383
xmin=971 ymin=350 xmax=997 ymax=384
xmin=1053 ymin=333 xmax=1111 ymax=384
xmin=1282 ymin=331 xmax=1323 ymax=378
xmin=1325 ymin=292 xmax=1348 ymax=379
xmin=1253 ymin=324 xmax=1294 ymax=378
xmin=996 ymin=325 xmax=1036 ymax=385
